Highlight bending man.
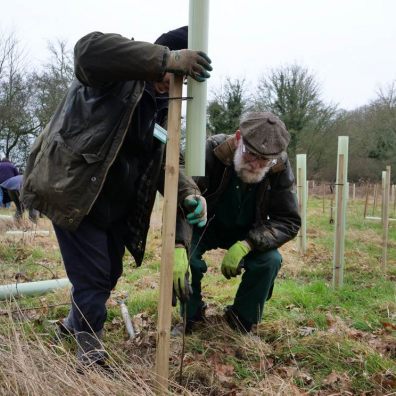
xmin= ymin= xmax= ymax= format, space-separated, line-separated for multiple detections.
xmin=173 ymin=112 xmax=301 ymax=333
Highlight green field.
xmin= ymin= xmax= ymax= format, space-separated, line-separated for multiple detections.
xmin=0 ymin=195 xmax=395 ymax=395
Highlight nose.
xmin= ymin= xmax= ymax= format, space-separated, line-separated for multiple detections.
xmin=249 ymin=160 xmax=262 ymax=170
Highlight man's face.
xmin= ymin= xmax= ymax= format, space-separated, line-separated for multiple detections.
xmin=153 ymin=72 xmax=172 ymax=94
xmin=233 ymin=138 xmax=276 ymax=184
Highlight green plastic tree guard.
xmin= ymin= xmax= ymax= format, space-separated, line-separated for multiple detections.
xmin=0 ymin=278 xmax=70 ymax=300
xmin=185 ymin=0 xmax=209 ymax=176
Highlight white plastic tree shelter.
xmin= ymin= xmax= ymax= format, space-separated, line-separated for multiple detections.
xmin=333 ymin=136 xmax=349 ymax=288
xmin=382 ymin=166 xmax=391 ymax=269
xmin=185 ymin=0 xmax=209 ymax=176
xmin=296 ymin=154 xmax=307 ymax=254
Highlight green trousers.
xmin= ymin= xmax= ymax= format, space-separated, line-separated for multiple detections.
xmin=185 ymin=226 xmax=282 ymax=325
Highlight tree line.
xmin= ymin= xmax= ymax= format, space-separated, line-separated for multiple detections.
xmin=208 ymin=71 xmax=396 ymax=183
xmin=0 ymin=32 xmax=73 ymax=168
xmin=1 ymin=32 xmax=395 ymax=183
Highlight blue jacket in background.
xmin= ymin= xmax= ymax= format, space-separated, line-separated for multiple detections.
xmin=0 ymin=160 xmax=19 ymax=184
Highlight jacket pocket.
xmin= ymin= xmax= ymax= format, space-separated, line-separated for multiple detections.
xmin=27 ymin=132 xmax=99 ymax=210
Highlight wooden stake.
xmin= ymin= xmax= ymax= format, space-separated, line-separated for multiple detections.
xmin=322 ymin=183 xmax=326 ymax=213
xmin=363 ymin=183 xmax=370 ymax=218
xmin=155 ymin=75 xmax=183 ymax=393
xmin=382 ymin=166 xmax=391 ymax=270
xmin=381 ymin=171 xmax=386 ymax=225
xmin=372 ymin=184 xmax=378 ymax=216
xmin=393 ymin=184 xmax=396 ymax=216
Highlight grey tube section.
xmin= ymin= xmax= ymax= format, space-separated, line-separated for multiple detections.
xmin=119 ymin=301 xmax=136 ymax=339
xmin=0 ymin=278 xmax=71 ymax=300
xmin=185 ymin=0 xmax=209 ymax=176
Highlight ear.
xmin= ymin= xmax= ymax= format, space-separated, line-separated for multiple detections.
xmin=234 ymin=130 xmax=241 ymax=149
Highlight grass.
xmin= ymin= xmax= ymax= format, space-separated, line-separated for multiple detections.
xmin=0 ymin=195 xmax=395 ymax=395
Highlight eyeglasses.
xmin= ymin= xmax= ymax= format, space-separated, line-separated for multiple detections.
xmin=241 ymin=142 xmax=278 ymax=166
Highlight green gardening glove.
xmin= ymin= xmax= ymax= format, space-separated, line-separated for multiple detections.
xmin=221 ymin=241 xmax=251 ymax=279
xmin=184 ymin=195 xmax=207 ymax=228
xmin=173 ymin=247 xmax=193 ymax=303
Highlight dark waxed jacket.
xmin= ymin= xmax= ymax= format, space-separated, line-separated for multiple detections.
xmin=21 ymin=32 xmax=197 ymax=265
xmin=195 ymin=134 xmax=301 ymax=251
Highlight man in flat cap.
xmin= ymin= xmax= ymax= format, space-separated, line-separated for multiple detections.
xmin=173 ymin=112 xmax=301 ymax=334
xmin=22 ymin=26 xmax=210 ymax=366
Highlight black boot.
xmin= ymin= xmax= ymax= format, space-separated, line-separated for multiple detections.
xmin=224 ymin=305 xmax=252 ymax=334
xmin=185 ymin=302 xmax=207 ymax=333
xmin=172 ymin=303 xmax=207 ymax=336
xmin=76 ymin=330 xmax=108 ymax=367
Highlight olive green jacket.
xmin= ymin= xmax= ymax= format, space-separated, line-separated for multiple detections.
xmin=22 ymin=32 xmax=197 ymax=265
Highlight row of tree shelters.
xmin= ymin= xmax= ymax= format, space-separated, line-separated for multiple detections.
xmin=295 ymin=137 xmax=393 ymax=288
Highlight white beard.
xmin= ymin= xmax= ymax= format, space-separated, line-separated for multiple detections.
xmin=233 ymin=146 xmax=271 ymax=184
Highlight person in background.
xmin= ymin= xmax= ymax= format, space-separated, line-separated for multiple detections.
xmin=0 ymin=175 xmax=39 ymax=222
xmin=172 ymin=112 xmax=301 ymax=334
xmin=22 ymin=26 xmax=211 ymax=367
xmin=0 ymin=158 xmax=19 ymax=208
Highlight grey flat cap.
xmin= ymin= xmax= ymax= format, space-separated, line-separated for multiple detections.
xmin=240 ymin=112 xmax=290 ymax=159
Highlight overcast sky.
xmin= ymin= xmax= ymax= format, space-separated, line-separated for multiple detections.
xmin=1 ymin=0 xmax=396 ymax=110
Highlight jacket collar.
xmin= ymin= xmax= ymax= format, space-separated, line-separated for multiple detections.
xmin=213 ymin=134 xmax=237 ymax=166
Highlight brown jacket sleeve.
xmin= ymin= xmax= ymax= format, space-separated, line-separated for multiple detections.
xmin=74 ymin=31 xmax=170 ymax=87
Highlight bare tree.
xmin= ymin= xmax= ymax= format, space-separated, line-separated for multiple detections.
xmin=207 ymin=77 xmax=250 ymax=135
xmin=374 ymin=81 xmax=396 ymax=109
xmin=33 ymin=39 xmax=74 ymax=129
xmin=254 ymin=64 xmax=337 ymax=169
xmin=0 ymin=32 xmax=38 ymax=164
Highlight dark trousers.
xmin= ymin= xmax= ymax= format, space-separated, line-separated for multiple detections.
xmin=53 ymin=218 xmax=125 ymax=333
xmin=186 ymin=226 xmax=282 ymax=325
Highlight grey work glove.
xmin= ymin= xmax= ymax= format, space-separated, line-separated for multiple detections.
xmin=184 ymin=195 xmax=207 ymax=228
xmin=166 ymin=49 xmax=212 ymax=82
